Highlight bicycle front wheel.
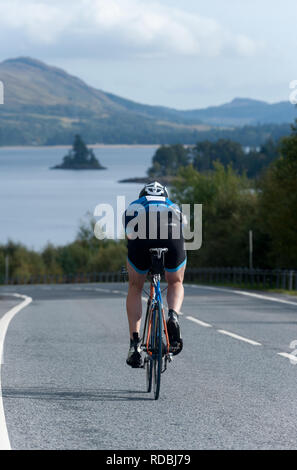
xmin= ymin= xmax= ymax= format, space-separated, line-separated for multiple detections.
xmin=152 ymin=301 xmax=162 ymax=400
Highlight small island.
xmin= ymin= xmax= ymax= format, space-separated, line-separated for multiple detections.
xmin=119 ymin=144 xmax=188 ymax=184
xmin=51 ymin=134 xmax=106 ymax=170
xmin=118 ymin=176 xmax=175 ymax=185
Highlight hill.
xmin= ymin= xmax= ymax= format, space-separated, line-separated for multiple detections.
xmin=0 ymin=57 xmax=295 ymax=145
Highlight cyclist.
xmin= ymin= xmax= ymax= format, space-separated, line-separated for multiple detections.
xmin=124 ymin=181 xmax=186 ymax=368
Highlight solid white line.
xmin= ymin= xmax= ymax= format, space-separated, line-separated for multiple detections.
xmin=277 ymin=352 xmax=297 ymax=363
xmin=186 ymin=284 xmax=297 ymax=307
xmin=0 ymin=293 xmax=32 ymax=450
xmin=186 ymin=316 xmax=212 ymax=328
xmin=233 ymin=291 xmax=297 ymax=307
xmin=217 ymin=329 xmax=262 ymax=346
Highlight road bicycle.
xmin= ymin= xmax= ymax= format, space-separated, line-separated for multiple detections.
xmin=141 ymin=248 xmax=180 ymax=400
xmin=122 ymin=248 xmax=180 ymax=400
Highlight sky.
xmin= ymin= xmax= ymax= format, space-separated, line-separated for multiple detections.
xmin=0 ymin=0 xmax=296 ymax=109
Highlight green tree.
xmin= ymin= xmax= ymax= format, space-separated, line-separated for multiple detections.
xmin=172 ymin=163 xmax=259 ymax=267
xmin=87 ymin=241 xmax=127 ymax=272
xmin=259 ymin=123 xmax=297 ymax=268
xmin=54 ymin=134 xmax=105 ymax=169
xmin=148 ymin=144 xmax=190 ymax=177
xmin=193 ymin=139 xmax=245 ymax=173
xmin=244 ymin=139 xmax=279 ymax=178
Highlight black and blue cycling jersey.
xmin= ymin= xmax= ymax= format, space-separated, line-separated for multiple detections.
xmin=124 ymin=195 xmax=187 ymax=274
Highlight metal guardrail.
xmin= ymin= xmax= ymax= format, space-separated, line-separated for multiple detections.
xmin=184 ymin=267 xmax=297 ymax=291
xmin=0 ymin=267 xmax=297 ymax=290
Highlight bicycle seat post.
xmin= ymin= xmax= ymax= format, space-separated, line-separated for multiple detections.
xmin=149 ymin=248 xmax=168 ymax=276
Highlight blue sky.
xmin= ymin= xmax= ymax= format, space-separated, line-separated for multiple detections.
xmin=0 ymin=0 xmax=296 ymax=108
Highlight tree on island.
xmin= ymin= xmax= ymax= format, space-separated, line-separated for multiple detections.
xmin=52 ymin=134 xmax=106 ymax=170
xmin=147 ymin=144 xmax=190 ymax=177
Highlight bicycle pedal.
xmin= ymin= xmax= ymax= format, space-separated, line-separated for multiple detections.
xmin=167 ymin=353 xmax=173 ymax=363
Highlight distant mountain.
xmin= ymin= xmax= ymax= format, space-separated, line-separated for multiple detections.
xmin=177 ymin=98 xmax=297 ymax=126
xmin=0 ymin=57 xmax=295 ymax=146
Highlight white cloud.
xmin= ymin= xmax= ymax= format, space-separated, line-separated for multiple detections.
xmin=0 ymin=0 xmax=259 ymax=58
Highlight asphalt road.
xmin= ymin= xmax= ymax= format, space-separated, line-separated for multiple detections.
xmin=1 ymin=282 xmax=297 ymax=450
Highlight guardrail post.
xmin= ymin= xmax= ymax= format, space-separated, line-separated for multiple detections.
xmin=282 ymin=271 xmax=287 ymax=290
xmin=289 ymin=270 xmax=294 ymax=291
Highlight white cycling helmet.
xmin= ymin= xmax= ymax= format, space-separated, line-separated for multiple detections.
xmin=139 ymin=181 xmax=168 ymax=198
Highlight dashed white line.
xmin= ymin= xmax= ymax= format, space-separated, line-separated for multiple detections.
xmin=94 ymin=288 xmax=111 ymax=293
xmin=185 ymin=314 xmax=261 ymax=345
xmin=277 ymin=352 xmax=297 ymax=364
xmin=0 ymin=293 xmax=32 ymax=450
xmin=186 ymin=316 xmax=212 ymax=328
xmin=217 ymin=329 xmax=262 ymax=346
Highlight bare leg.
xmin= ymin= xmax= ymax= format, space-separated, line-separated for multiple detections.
xmin=126 ymin=262 xmax=147 ymax=338
xmin=165 ymin=265 xmax=185 ymax=313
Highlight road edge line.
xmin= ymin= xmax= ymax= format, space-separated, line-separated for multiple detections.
xmin=0 ymin=293 xmax=32 ymax=450
xmin=185 ymin=284 xmax=297 ymax=307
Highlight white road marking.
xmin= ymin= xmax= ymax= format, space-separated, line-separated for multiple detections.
xmin=277 ymin=352 xmax=297 ymax=364
xmin=0 ymin=293 xmax=32 ymax=450
xmin=186 ymin=316 xmax=212 ymax=328
xmin=233 ymin=291 xmax=297 ymax=307
xmin=186 ymin=284 xmax=297 ymax=307
xmin=217 ymin=329 xmax=262 ymax=346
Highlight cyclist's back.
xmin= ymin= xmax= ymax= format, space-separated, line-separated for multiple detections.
xmin=124 ymin=183 xmax=186 ymax=274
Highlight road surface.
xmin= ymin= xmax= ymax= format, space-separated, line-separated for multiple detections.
xmin=1 ymin=282 xmax=297 ymax=450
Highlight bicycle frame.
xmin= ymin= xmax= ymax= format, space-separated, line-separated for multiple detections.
xmin=143 ymin=273 xmax=171 ymax=361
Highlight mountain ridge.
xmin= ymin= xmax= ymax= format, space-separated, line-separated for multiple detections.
xmin=0 ymin=57 xmax=295 ymax=145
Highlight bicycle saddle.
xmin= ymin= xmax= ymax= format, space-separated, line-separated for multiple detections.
xmin=149 ymin=248 xmax=168 ymax=275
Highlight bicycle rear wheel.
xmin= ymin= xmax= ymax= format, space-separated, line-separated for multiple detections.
xmin=143 ymin=299 xmax=153 ymax=393
xmin=152 ymin=301 xmax=162 ymax=400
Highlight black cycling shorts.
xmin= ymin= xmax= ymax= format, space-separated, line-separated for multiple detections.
xmin=127 ymin=238 xmax=187 ymax=274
